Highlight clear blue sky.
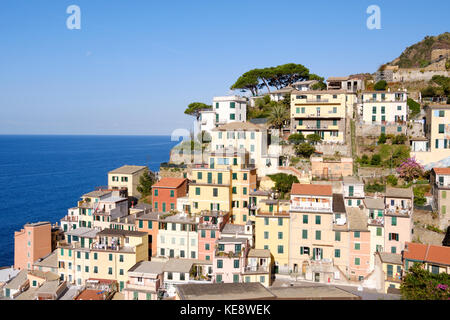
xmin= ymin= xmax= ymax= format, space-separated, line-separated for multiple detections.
xmin=0 ymin=0 xmax=448 ymax=135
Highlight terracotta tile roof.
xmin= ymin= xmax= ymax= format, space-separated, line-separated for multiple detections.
xmin=291 ymin=184 xmax=333 ymax=196
xmin=433 ymin=167 xmax=450 ymax=175
xmin=403 ymin=242 xmax=450 ymax=266
xmin=152 ymin=177 xmax=187 ymax=189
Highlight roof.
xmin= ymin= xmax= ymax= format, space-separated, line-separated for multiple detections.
xmin=128 ymin=261 xmax=165 ymax=275
xmin=364 ymin=197 xmax=385 ymax=210
xmin=33 ymin=251 xmax=58 ymax=269
xmin=327 ymin=76 xmax=350 ymax=81
xmin=221 ymin=224 xmax=246 ymax=234
xmin=28 ymin=270 xmax=60 ymax=281
xmin=247 ymin=249 xmax=271 ymax=258
xmin=176 ymin=282 xmax=275 ymax=300
xmin=249 ymin=118 xmax=269 ymax=125
xmin=36 ymin=280 xmax=61 ymax=295
xmin=163 ymin=259 xmax=195 ymax=273
xmin=66 ymin=227 xmax=100 ymax=238
xmin=96 ymin=228 xmax=147 ymax=237
xmin=432 ymin=167 xmax=450 ymax=175
xmin=212 ymin=122 xmax=265 ymax=132
xmin=270 ymin=86 xmax=296 ymax=94
xmin=343 ymin=176 xmax=363 ymax=184
xmin=75 ymin=289 xmax=108 ymax=300
xmin=332 ymin=194 xmax=346 ymax=213
xmin=218 ymin=237 xmax=248 ymax=244
xmin=292 ymin=89 xmax=347 ymax=95
xmin=24 ymin=221 xmax=51 ymax=228
xmin=378 ymin=252 xmax=402 ymax=265
xmin=292 ymin=80 xmax=318 ymax=86
xmin=386 ymin=187 xmax=413 ymax=199
xmin=291 ymin=184 xmax=333 ymax=196
xmin=4 ymin=269 xmax=28 ymax=289
xmin=109 ymin=165 xmax=147 ymax=175
xmin=0 ymin=267 xmax=20 ymax=283
xmin=269 ymin=286 xmax=361 ymax=300
xmin=403 ymin=242 xmax=450 ymax=266
xmin=249 ymin=190 xmax=270 ymax=196
xmin=152 ymin=177 xmax=187 ymax=189
xmin=82 ymin=190 xmax=111 ymax=198
xmin=136 ymin=212 xmax=161 ymax=221
xmin=347 ymin=207 xmax=368 ymax=231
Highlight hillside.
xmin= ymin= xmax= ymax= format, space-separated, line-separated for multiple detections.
xmin=382 ymin=32 xmax=450 ymax=69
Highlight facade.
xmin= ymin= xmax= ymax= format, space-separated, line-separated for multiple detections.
xmin=290 ymin=90 xmax=350 ymax=143
xmin=188 ymin=148 xmax=257 ymax=224
xmin=343 ymin=176 xmax=365 ymax=207
xmin=14 ymin=222 xmax=52 ymax=271
xmin=108 ymin=165 xmax=148 ymax=198
xmin=135 ymin=212 xmax=160 ymax=258
xmin=156 ymin=213 xmax=199 ymax=259
xmin=213 ymin=96 xmax=247 ymax=125
xmin=310 ymin=157 xmax=353 ymax=179
xmin=197 ymin=211 xmax=230 ymax=261
xmin=425 ymin=105 xmax=450 ymax=152
xmin=364 ymin=197 xmax=386 ymax=270
xmin=359 ymin=90 xmax=408 ymax=128
xmin=210 ymin=122 xmax=281 ymax=176
xmin=346 ymin=208 xmax=371 ymax=281
xmin=152 ymin=178 xmax=188 ymax=213
xmin=430 ymin=167 xmax=450 ymax=229
xmin=289 ymin=183 xmax=347 ymax=282
xmin=213 ymin=237 xmax=249 ymax=284
xmin=124 ymin=261 xmax=165 ymax=300
xmin=326 ymin=76 xmax=364 ymax=93
xmin=384 ymin=187 xmax=414 ymax=254
xmin=254 ymin=199 xmax=290 ymax=274
xmin=242 ymin=249 xmax=272 ymax=287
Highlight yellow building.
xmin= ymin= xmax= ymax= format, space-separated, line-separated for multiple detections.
xmin=108 ymin=165 xmax=148 ymax=198
xmin=374 ymin=252 xmax=403 ymax=294
xmin=290 ymin=90 xmax=351 ymax=143
xmin=254 ymin=198 xmax=290 ymax=274
xmin=57 ymin=228 xmax=148 ymax=292
xmin=188 ymin=148 xmax=257 ymax=224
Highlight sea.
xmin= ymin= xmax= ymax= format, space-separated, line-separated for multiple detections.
xmin=0 ymin=135 xmax=178 ymax=267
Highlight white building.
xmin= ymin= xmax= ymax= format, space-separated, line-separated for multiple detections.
xmin=213 ymin=96 xmax=247 ymax=125
xmin=359 ymin=90 xmax=408 ymax=125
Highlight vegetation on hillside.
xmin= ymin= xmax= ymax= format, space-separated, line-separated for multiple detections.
xmin=384 ymin=32 xmax=450 ymax=69
xmin=137 ymin=169 xmax=157 ymax=198
xmin=267 ymin=173 xmax=299 ymax=199
xmin=401 ymin=263 xmax=450 ymax=300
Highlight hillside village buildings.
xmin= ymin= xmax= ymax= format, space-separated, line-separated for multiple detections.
xmin=6 ymin=84 xmax=450 ymax=301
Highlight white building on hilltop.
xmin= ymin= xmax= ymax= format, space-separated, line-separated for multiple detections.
xmin=198 ymin=96 xmax=247 ymax=134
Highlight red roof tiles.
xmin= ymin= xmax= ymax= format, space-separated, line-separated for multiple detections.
xmin=152 ymin=178 xmax=187 ymax=189
xmin=403 ymin=242 xmax=450 ymax=266
xmin=291 ymin=184 xmax=333 ymax=196
xmin=433 ymin=167 xmax=450 ymax=175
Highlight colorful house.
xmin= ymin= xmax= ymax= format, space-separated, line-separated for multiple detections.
xmin=124 ymin=261 xmax=165 ymax=300
xmin=403 ymin=242 xmax=450 ymax=275
xmin=14 ymin=222 xmax=52 ymax=271
xmin=152 ymin=178 xmax=188 ymax=213
xmin=198 ymin=210 xmax=230 ymax=262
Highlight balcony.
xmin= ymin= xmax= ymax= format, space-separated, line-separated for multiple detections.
xmin=385 ymin=205 xmax=411 ymax=216
xmin=290 ymin=204 xmax=332 ymax=213
xmin=437 ymin=181 xmax=450 ymax=188
xmin=306 ymin=99 xmax=329 ymax=103
xmin=125 ymin=280 xmax=159 ymax=292
xmin=296 ymin=125 xmax=339 ymax=131
xmin=214 ymin=250 xmax=241 ymax=258
xmin=61 ymin=215 xmax=78 ymax=222
xmin=368 ymin=217 xmax=384 ymax=226
xmin=386 ymin=275 xmax=402 ymax=283
xmin=242 ymin=265 xmax=269 ymax=274
xmin=310 ymin=259 xmax=334 ymax=273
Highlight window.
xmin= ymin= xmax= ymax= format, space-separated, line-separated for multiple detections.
xmin=217 ymin=260 xmax=223 ymax=269
xmin=138 ymin=220 xmax=143 ymax=228
xmin=354 ymin=231 xmax=360 ymax=238
xmin=216 ymin=275 xmax=222 ymax=283
xmin=233 ymin=274 xmax=239 ymax=283
xmin=213 ymin=188 xmax=218 ymax=197
xmin=195 ymin=187 xmax=200 ymax=195
xmin=397 ymin=126 xmax=402 ymax=132
xmin=335 ymin=231 xmax=341 ymax=241
xmin=260 ymin=276 xmax=265 ymax=283
xmin=108 ymin=267 xmax=113 ymax=275
xmin=232 ymin=173 xmax=237 ymax=180
xmin=391 ymin=217 xmax=397 ymax=226
xmin=397 ymin=105 xmax=402 ymax=111
xmin=315 ymin=230 xmax=321 ymax=240
xmin=278 ymin=232 xmax=283 ymax=240
xmin=170 ymin=190 xmax=174 ymax=197
xmin=303 ymin=215 xmax=308 ymax=224
xmin=391 ymin=246 xmax=397 ymax=253
xmin=377 ymin=227 xmax=382 ymax=236
xmin=120 ymin=269 xmax=124 ymax=275
xmin=264 ymin=217 xmax=269 ymax=225
xmin=264 ymin=231 xmax=269 ymax=239
xmin=300 ymin=246 xmax=310 ymax=255
xmin=94 ymin=252 xmax=98 ymax=260
xmin=197 ymin=172 xmax=202 ymax=180
xmin=85 ymin=266 xmax=89 ymax=273
xmin=439 ymin=124 xmax=445 ymax=134
xmin=77 ymin=251 xmax=81 ymax=259
xmin=205 ymin=243 xmax=210 ymax=250
xmin=431 ymin=265 xmax=439 ymax=274
xmin=243 ymin=187 xmax=247 ymax=195
xmin=355 ymin=243 xmax=360 ymax=250
xmin=232 ymin=187 xmax=237 ymax=194
xmin=278 ymin=218 xmax=283 ymax=226
xmin=372 ymin=106 xmax=376 ymax=114
xmin=119 ymin=255 xmax=124 ymax=262
xmin=315 ymin=215 xmax=321 ymax=225
xmin=389 ymin=233 xmax=399 ymax=241
xmin=230 ymin=113 xmax=235 ymax=120
xmin=211 ymin=230 xmax=216 ymax=238
xmin=355 ymin=258 xmax=360 ymax=266
xmin=302 ymin=230 xmax=308 ymax=239
xmin=154 ymin=189 xmax=158 ymax=196
xmin=278 ymin=245 xmax=284 ymax=254
xmin=335 ymin=249 xmax=340 ymax=258
xmin=243 ymin=173 xmax=248 ymax=180
xmin=234 ymin=260 xmax=239 ymax=268
xmin=180 ymin=250 xmax=185 ymax=258
xmin=167 ymin=272 xmax=173 ymax=280
xmin=94 ymin=266 xmax=98 ymax=273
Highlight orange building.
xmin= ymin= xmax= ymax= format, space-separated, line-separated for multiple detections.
xmin=152 ymin=178 xmax=188 ymax=212
xmin=135 ymin=212 xmax=161 ymax=258
xmin=14 ymin=222 xmax=52 ymax=270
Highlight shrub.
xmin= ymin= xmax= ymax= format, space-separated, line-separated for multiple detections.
xmin=407 ymin=98 xmax=421 ymax=117
xmin=387 ymin=175 xmax=398 ymax=186
xmin=378 ymin=133 xmax=387 ymax=144
xmin=295 ymin=143 xmax=315 ymax=158
xmin=401 ymin=264 xmax=450 ymax=300
xmin=288 ymin=133 xmax=305 ymax=145
xmin=374 ymin=80 xmax=387 ymax=91
xmin=397 ymin=157 xmax=425 ymax=182
xmin=392 ymin=134 xmax=407 ymax=145
xmin=371 ymin=154 xmax=381 ymax=166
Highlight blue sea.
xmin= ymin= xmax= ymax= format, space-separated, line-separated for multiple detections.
xmin=0 ymin=135 xmax=178 ymax=267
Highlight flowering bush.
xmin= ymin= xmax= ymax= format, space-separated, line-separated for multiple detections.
xmin=396 ymin=157 xmax=424 ymax=182
xmin=401 ymin=264 xmax=450 ymax=300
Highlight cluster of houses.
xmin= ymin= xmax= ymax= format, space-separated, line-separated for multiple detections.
xmin=3 ymin=76 xmax=450 ymax=300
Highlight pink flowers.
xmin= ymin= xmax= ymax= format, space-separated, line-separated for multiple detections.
xmin=437 ymin=284 xmax=449 ymax=290
xmin=396 ymin=157 xmax=424 ymax=182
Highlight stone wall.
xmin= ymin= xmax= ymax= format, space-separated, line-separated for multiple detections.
xmin=392 ymin=69 xmax=450 ymax=82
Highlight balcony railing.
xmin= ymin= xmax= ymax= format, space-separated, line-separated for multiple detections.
xmin=306 ymin=99 xmax=329 ymax=103
xmin=369 ymin=217 xmax=384 ymax=226
xmin=61 ymin=216 xmax=78 ymax=222
xmin=243 ymin=265 xmax=269 ymax=273
xmin=125 ymin=281 xmax=159 ymax=292
xmin=290 ymin=205 xmax=332 ymax=212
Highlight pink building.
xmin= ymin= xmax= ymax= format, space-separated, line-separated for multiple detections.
xmin=123 ymin=261 xmax=165 ymax=300
xmin=213 ymin=237 xmax=249 ymax=284
xmin=198 ymin=211 xmax=230 ymax=262
xmin=384 ymin=187 xmax=413 ymax=254
xmin=14 ymin=222 xmax=52 ymax=271
xmin=346 ymin=208 xmax=371 ymax=281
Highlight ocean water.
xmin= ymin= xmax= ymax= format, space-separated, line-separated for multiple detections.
xmin=0 ymin=135 xmax=178 ymax=267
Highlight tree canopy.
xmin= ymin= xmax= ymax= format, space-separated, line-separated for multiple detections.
xmin=267 ymin=173 xmax=299 ymax=199
xmin=374 ymin=80 xmax=387 ymax=91
xmin=231 ymin=63 xmax=319 ymax=96
xmin=184 ymin=102 xmax=212 ymax=119
xmin=136 ymin=169 xmax=157 ymax=198
xmin=401 ymin=263 xmax=450 ymax=300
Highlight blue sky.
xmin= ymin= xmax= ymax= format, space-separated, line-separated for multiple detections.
xmin=0 ymin=0 xmax=448 ymax=135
